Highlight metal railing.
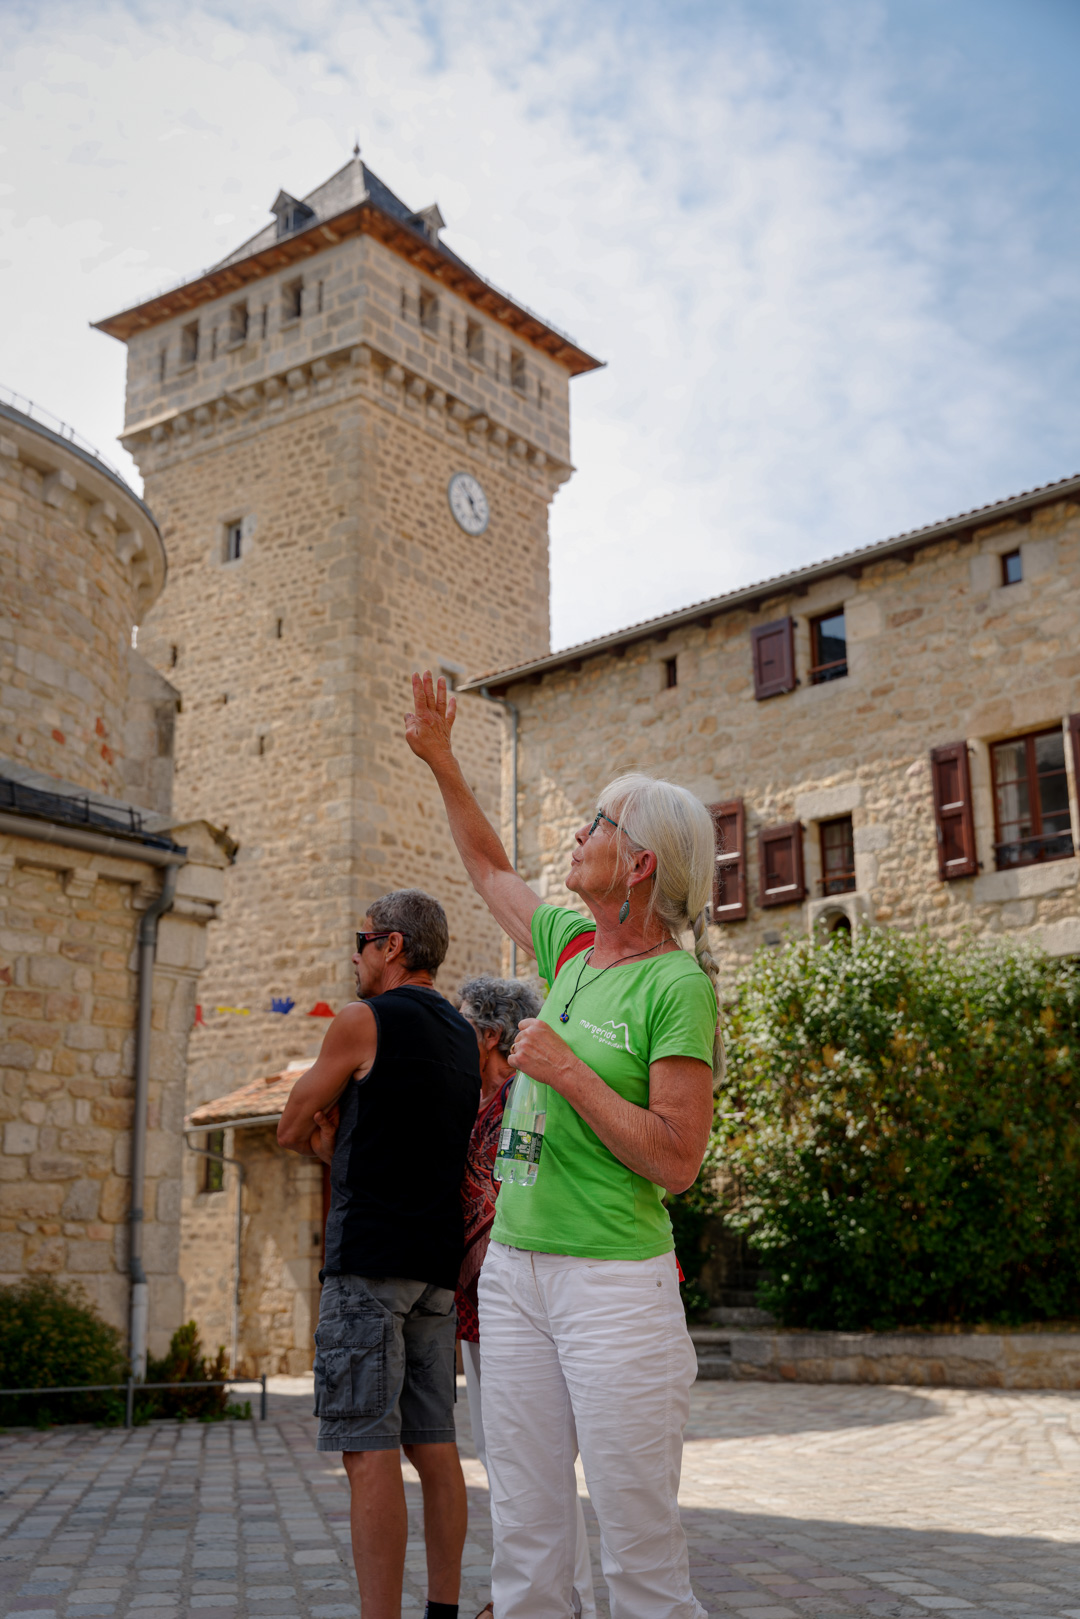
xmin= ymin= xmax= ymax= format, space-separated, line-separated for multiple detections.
xmin=0 ymin=384 xmax=124 ymax=480
xmin=993 ymin=830 xmax=1074 ymax=867
xmin=818 ymin=872 xmax=857 ymax=895
xmin=0 ymin=1375 xmax=267 ymax=1429
xmin=809 ymin=658 xmax=848 ymax=685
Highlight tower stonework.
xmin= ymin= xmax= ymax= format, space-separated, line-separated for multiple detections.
xmin=96 ymin=157 xmax=600 ymax=1112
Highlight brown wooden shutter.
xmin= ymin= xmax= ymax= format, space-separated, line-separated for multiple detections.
xmin=709 ymin=799 xmax=747 ymax=921
xmin=751 ymin=617 xmax=796 ymax=699
xmin=929 ymin=741 xmax=977 ymax=879
xmin=758 ymin=821 xmax=806 ymax=907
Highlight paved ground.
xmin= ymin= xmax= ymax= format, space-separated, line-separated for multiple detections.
xmin=1 ymin=1377 xmax=1078 ymax=1619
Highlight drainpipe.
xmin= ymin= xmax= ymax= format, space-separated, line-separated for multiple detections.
xmin=184 ymin=1133 xmax=244 ymax=1376
xmin=479 ymin=687 xmax=519 ymax=976
xmin=129 ymin=862 xmax=180 ymax=1380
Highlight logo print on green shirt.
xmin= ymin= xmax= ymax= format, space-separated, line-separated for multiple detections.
xmin=578 ymin=1018 xmax=636 ymax=1054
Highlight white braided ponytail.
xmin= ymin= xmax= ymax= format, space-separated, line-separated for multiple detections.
xmin=597 ymin=772 xmax=725 ymax=1081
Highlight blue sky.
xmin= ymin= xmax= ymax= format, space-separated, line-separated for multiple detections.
xmin=4 ymin=0 xmax=1080 ymax=647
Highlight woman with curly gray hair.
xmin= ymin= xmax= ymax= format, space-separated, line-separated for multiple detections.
xmin=407 ymin=671 xmax=719 ymax=1619
xmin=455 ymin=977 xmax=595 ymax=1619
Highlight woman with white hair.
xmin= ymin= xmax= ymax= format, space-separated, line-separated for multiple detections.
xmin=406 ymin=673 xmax=718 ymax=1619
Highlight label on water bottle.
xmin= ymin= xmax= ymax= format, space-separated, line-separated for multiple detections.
xmin=497 ymin=1125 xmax=544 ymax=1166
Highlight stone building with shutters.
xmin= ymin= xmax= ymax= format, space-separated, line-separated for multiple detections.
xmin=462 ymin=473 xmax=1080 ymax=973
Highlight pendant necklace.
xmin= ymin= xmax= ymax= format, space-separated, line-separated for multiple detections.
xmin=559 ymin=940 xmax=669 ymax=1025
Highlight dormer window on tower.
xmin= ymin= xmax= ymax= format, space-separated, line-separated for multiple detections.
xmin=271 ymin=190 xmax=316 ymax=239
xmin=408 ymin=204 xmax=446 ymax=245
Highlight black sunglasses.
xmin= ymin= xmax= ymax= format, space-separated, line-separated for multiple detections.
xmin=355 ymin=930 xmax=393 ymax=954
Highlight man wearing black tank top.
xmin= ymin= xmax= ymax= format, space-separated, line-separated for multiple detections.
xmin=278 ymin=889 xmax=481 ymax=1619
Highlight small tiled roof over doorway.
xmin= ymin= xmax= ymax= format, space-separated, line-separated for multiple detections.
xmin=185 ymin=1060 xmax=312 ymax=1130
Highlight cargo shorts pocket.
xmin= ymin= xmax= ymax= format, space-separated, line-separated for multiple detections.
xmin=313 ymin=1312 xmax=387 ymax=1419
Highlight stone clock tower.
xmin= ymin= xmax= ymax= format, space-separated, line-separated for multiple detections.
xmin=95 ymin=154 xmax=601 ymax=1110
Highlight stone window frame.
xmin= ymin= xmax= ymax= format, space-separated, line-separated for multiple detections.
xmin=818 ymin=814 xmax=856 ymax=896
xmin=281 ymin=277 xmax=304 ymax=325
xmin=418 ymin=287 xmax=439 ymax=337
xmin=1001 ymin=548 xmax=1023 ymax=587
xmin=808 ymin=607 xmax=848 ymax=684
xmin=227 ymin=300 xmax=249 ymax=347
xmin=220 ymin=514 xmax=255 ymax=566
xmin=466 ymin=319 xmax=485 ymax=367
xmin=201 ymin=1129 xmax=226 ymax=1194
xmin=510 ymin=348 xmax=527 ymax=395
xmin=180 ymin=320 xmax=200 ymax=368
xmin=988 ymin=723 xmax=1075 ymax=871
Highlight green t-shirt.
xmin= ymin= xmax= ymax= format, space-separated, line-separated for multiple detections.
xmin=490 ymin=904 xmax=717 ymax=1260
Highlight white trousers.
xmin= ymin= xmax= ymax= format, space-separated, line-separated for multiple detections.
xmin=461 ymin=1339 xmax=596 ymax=1618
xmin=477 ymin=1241 xmax=705 ymax=1619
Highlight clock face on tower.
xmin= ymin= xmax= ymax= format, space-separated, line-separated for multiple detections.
xmin=447 ymin=471 xmax=490 ymax=536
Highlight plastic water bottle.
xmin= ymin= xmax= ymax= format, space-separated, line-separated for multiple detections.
xmin=494 ymin=1072 xmax=547 ymax=1186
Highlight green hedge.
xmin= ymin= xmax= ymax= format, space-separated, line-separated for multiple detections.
xmin=0 ymin=1280 xmax=249 ymax=1426
xmin=0 ymin=1277 xmax=127 ymax=1426
xmin=714 ymin=929 xmax=1080 ymax=1330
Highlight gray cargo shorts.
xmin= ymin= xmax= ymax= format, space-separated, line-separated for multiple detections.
xmin=314 ymin=1273 xmax=457 ymax=1452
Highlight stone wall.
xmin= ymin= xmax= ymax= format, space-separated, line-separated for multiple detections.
xmin=180 ymin=1124 xmax=323 ymax=1377
xmin=0 ymin=397 xmax=227 ymax=1354
xmin=0 ymin=405 xmax=166 ymax=800
xmin=0 ymin=821 xmax=227 ymax=1351
xmin=690 ymin=1325 xmax=1080 ymax=1389
xmin=499 ymin=501 xmax=1080 ymax=977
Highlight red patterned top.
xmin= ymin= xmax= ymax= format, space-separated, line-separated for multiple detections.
xmin=455 ymin=1075 xmax=514 ymax=1342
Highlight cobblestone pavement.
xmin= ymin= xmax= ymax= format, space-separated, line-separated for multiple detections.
xmin=1 ymin=1379 xmax=1078 ymax=1619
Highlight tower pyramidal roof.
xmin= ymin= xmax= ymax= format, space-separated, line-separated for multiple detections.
xmin=94 ymin=152 xmax=602 ymax=375
xmin=215 ymin=151 xmax=447 ymax=267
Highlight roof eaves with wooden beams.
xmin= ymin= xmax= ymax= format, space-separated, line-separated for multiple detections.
xmin=460 ymin=468 xmax=1080 ymax=697
xmin=92 ymin=201 xmax=603 ymax=376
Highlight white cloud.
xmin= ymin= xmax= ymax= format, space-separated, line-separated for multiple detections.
xmin=3 ymin=0 xmax=1079 ymax=647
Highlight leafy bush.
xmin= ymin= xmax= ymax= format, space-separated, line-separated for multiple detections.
xmin=715 ymin=929 xmax=1080 ymax=1330
xmin=0 ymin=1277 xmax=127 ymax=1426
xmin=0 ymin=1283 xmax=249 ymax=1426
xmin=143 ymin=1322 xmax=249 ymax=1422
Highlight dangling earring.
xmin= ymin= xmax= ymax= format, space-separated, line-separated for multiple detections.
xmin=618 ymin=890 xmax=631 ymax=924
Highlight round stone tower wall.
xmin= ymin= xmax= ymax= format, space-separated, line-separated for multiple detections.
xmin=0 ymin=400 xmax=166 ymax=797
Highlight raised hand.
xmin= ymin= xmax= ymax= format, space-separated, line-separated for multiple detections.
xmin=405 ymin=670 xmax=458 ymax=767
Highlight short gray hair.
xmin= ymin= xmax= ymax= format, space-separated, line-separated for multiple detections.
xmin=459 ymin=977 xmax=541 ymax=1056
xmin=366 ymin=889 xmax=449 ymax=975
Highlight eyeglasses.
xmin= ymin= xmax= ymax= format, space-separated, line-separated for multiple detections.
xmin=587 ymin=811 xmax=620 ymax=837
xmin=355 ymin=931 xmax=393 ymax=954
